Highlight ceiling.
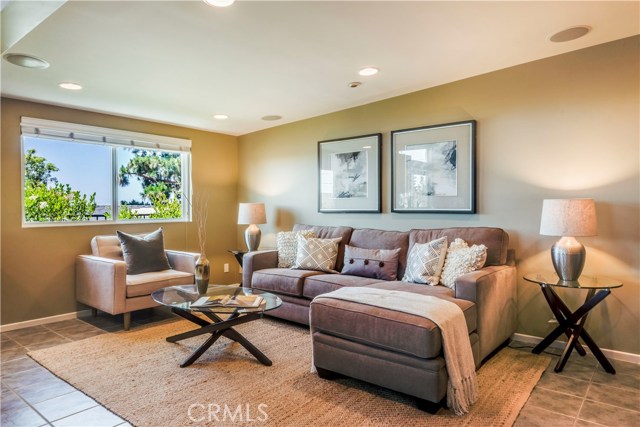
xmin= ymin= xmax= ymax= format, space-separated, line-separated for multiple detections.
xmin=1 ymin=1 xmax=638 ymax=136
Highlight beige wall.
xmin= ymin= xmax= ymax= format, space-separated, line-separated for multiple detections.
xmin=1 ymin=98 xmax=241 ymax=325
xmin=238 ymin=36 xmax=640 ymax=355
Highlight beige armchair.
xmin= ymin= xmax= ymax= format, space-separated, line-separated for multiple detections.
xmin=76 ymin=235 xmax=199 ymax=330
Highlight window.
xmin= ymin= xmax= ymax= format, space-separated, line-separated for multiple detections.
xmin=21 ymin=117 xmax=191 ymax=226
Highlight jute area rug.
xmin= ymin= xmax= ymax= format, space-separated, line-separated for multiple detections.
xmin=30 ymin=318 xmax=549 ymax=427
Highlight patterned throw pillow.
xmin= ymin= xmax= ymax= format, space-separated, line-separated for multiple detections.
xmin=293 ymin=236 xmax=342 ymax=273
xmin=440 ymin=238 xmax=488 ymax=289
xmin=276 ymin=230 xmax=316 ymax=268
xmin=341 ymin=245 xmax=402 ymax=281
xmin=402 ymin=237 xmax=448 ymax=285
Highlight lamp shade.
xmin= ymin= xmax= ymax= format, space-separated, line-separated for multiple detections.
xmin=237 ymin=203 xmax=266 ymax=225
xmin=539 ymin=199 xmax=597 ymax=237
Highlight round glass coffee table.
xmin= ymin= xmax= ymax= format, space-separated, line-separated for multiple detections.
xmin=152 ymin=285 xmax=282 ymax=368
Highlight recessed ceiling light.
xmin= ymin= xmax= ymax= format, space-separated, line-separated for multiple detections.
xmin=59 ymin=82 xmax=83 ymax=90
xmin=358 ymin=67 xmax=379 ymax=77
xmin=3 ymin=53 xmax=49 ymax=69
xmin=202 ymin=0 xmax=234 ymax=7
xmin=348 ymin=82 xmax=362 ymax=88
xmin=261 ymin=115 xmax=282 ymax=121
xmin=549 ymin=26 xmax=591 ymax=43
xmin=213 ymin=114 xmax=229 ymax=120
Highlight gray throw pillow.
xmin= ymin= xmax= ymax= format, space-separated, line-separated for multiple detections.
xmin=292 ymin=236 xmax=341 ymax=273
xmin=341 ymin=245 xmax=401 ymax=281
xmin=402 ymin=237 xmax=448 ymax=285
xmin=276 ymin=230 xmax=316 ymax=268
xmin=116 ymin=227 xmax=172 ymax=275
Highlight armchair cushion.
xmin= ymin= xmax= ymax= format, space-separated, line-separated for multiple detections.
xmin=116 ymin=228 xmax=172 ymax=275
xmin=126 ymin=270 xmax=194 ymax=297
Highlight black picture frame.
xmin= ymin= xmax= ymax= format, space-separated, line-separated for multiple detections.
xmin=318 ymin=133 xmax=382 ymax=213
xmin=391 ymin=120 xmax=476 ymax=213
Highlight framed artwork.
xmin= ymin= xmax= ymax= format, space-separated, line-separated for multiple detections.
xmin=318 ymin=133 xmax=381 ymax=213
xmin=391 ymin=120 xmax=476 ymax=213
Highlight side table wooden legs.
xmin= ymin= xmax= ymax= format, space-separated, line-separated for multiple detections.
xmin=533 ymin=285 xmax=616 ymax=374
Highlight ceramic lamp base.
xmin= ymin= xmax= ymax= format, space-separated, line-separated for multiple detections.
xmin=551 ymin=237 xmax=586 ymax=282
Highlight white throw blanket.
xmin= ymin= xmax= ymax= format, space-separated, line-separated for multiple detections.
xmin=311 ymin=287 xmax=478 ymax=416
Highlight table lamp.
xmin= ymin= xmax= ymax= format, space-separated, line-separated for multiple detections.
xmin=238 ymin=202 xmax=266 ymax=251
xmin=539 ymin=198 xmax=597 ymax=281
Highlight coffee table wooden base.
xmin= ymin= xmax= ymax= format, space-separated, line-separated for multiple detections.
xmin=167 ymin=307 xmax=272 ymax=368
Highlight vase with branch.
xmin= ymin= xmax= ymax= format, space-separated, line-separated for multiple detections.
xmin=192 ymin=195 xmax=210 ymax=294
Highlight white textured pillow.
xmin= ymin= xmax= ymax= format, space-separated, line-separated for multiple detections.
xmin=276 ymin=230 xmax=316 ymax=268
xmin=440 ymin=238 xmax=488 ymax=289
xmin=402 ymin=237 xmax=448 ymax=285
xmin=293 ymin=236 xmax=342 ymax=273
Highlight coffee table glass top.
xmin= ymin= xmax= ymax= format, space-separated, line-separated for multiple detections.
xmin=524 ymin=272 xmax=622 ymax=290
xmin=152 ymin=285 xmax=281 ymax=313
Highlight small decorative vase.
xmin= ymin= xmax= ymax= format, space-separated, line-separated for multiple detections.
xmin=195 ymin=254 xmax=210 ymax=295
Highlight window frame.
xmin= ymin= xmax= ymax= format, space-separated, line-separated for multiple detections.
xmin=20 ymin=117 xmax=192 ymax=228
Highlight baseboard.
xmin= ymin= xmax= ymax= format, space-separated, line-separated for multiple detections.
xmin=512 ymin=333 xmax=640 ymax=365
xmin=0 ymin=310 xmax=93 ymax=333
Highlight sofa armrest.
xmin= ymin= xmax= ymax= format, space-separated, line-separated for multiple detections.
xmin=75 ymin=255 xmax=127 ymax=315
xmin=242 ymin=250 xmax=278 ymax=287
xmin=165 ymin=250 xmax=199 ymax=274
xmin=454 ymin=264 xmax=517 ymax=361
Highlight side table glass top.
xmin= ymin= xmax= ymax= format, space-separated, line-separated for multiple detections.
xmin=152 ymin=285 xmax=282 ymax=313
xmin=524 ymin=272 xmax=622 ymax=289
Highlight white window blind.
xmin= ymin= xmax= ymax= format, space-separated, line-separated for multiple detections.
xmin=20 ymin=117 xmax=191 ymax=153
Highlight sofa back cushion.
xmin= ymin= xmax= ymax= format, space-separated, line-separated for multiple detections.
xmin=293 ymin=224 xmax=353 ymax=271
xmin=91 ymin=235 xmax=124 ymax=260
xmin=348 ymin=228 xmax=410 ymax=278
xmin=409 ymin=227 xmax=509 ymax=266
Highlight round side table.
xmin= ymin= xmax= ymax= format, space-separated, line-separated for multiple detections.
xmin=524 ymin=272 xmax=622 ymax=374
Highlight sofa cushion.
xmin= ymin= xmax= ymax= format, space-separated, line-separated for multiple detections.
xmin=441 ymin=238 xmax=488 ymax=289
xmin=126 ymin=270 xmax=194 ymax=298
xmin=303 ymin=274 xmax=382 ymax=300
xmin=348 ymin=228 xmax=410 ymax=278
xmin=116 ymin=228 xmax=172 ymax=275
xmin=341 ymin=245 xmax=401 ymax=281
xmin=252 ymin=268 xmax=324 ymax=297
xmin=293 ymin=224 xmax=353 ymax=271
xmin=310 ymin=281 xmax=476 ymax=359
xmin=293 ymin=236 xmax=342 ymax=273
xmin=402 ymin=237 xmax=448 ymax=285
xmin=409 ymin=227 xmax=508 ymax=266
xmin=276 ymin=230 xmax=316 ymax=268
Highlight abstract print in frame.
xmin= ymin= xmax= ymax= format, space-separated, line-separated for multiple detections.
xmin=391 ymin=120 xmax=476 ymax=213
xmin=318 ymin=134 xmax=381 ymax=213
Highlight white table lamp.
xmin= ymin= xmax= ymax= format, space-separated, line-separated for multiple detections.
xmin=238 ymin=203 xmax=266 ymax=251
xmin=540 ymin=198 xmax=597 ymax=281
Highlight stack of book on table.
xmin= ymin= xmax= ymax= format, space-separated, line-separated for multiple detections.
xmin=191 ymin=294 xmax=264 ymax=309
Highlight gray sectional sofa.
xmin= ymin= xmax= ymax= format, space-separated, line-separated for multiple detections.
xmin=243 ymin=224 xmax=517 ymax=409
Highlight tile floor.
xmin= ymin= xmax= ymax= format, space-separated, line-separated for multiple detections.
xmin=1 ymin=308 xmax=639 ymax=427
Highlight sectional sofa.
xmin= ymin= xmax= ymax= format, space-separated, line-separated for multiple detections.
xmin=242 ymin=224 xmax=517 ymax=409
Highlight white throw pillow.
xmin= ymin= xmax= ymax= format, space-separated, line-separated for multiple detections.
xmin=276 ymin=230 xmax=316 ymax=268
xmin=440 ymin=238 xmax=488 ymax=289
xmin=293 ymin=235 xmax=342 ymax=273
xmin=402 ymin=237 xmax=448 ymax=285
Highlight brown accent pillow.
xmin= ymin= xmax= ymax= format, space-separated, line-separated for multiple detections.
xmin=341 ymin=245 xmax=402 ymax=281
xmin=116 ymin=227 xmax=172 ymax=275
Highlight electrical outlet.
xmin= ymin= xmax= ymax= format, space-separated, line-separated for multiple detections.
xmin=224 ymin=263 xmax=229 ymax=273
